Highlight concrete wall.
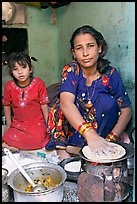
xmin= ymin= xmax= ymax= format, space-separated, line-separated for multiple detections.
xmin=27 ymin=6 xmax=60 ymax=86
xmin=2 ymin=2 xmax=135 ymax=127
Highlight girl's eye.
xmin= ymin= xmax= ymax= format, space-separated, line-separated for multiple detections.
xmin=12 ymin=67 xmax=17 ymax=71
xmin=22 ymin=65 xmax=27 ymax=68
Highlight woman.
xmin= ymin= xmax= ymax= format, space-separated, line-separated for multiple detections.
xmin=45 ymin=25 xmax=132 ymax=159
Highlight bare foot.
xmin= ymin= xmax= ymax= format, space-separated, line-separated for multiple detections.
xmin=2 ymin=142 xmax=19 ymax=153
xmin=57 ymin=149 xmax=71 ymax=161
xmin=66 ymin=146 xmax=81 ymax=155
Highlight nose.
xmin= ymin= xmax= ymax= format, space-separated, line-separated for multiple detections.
xmin=83 ymin=48 xmax=89 ymax=56
xmin=18 ymin=67 xmax=23 ymax=74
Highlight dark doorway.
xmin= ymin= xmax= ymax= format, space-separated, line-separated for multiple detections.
xmin=2 ymin=28 xmax=28 ymax=65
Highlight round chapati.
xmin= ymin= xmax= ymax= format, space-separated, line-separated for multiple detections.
xmin=82 ymin=142 xmax=126 ymax=162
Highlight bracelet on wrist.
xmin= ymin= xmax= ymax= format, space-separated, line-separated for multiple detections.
xmin=77 ymin=121 xmax=93 ymax=135
xmin=105 ymin=131 xmax=118 ymax=142
xmin=77 ymin=121 xmax=89 ymax=132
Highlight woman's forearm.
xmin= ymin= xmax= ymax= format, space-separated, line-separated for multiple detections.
xmin=112 ymin=106 xmax=132 ymax=136
xmin=60 ymin=92 xmax=98 ymax=141
xmin=60 ymin=92 xmax=85 ymax=129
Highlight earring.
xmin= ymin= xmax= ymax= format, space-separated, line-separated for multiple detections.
xmin=73 ymin=55 xmax=76 ymax=60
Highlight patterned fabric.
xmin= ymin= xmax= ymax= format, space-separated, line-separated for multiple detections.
xmin=2 ymin=77 xmax=50 ymax=150
xmin=45 ymin=61 xmax=131 ymax=150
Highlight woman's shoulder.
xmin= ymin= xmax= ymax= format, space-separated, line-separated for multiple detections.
xmin=63 ymin=61 xmax=81 ymax=75
xmin=106 ymin=65 xmax=118 ymax=75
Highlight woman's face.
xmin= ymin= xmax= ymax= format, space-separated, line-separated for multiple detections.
xmin=72 ymin=33 xmax=101 ymax=69
xmin=12 ymin=62 xmax=32 ymax=86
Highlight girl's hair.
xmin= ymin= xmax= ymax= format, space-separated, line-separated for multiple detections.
xmin=7 ymin=52 xmax=33 ymax=78
xmin=70 ymin=25 xmax=110 ymax=73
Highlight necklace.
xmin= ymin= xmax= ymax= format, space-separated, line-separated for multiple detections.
xmin=85 ymin=76 xmax=99 ymax=108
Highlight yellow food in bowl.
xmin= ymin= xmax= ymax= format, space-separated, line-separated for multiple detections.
xmin=25 ymin=177 xmax=58 ymax=192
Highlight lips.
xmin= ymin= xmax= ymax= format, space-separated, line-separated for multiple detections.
xmin=83 ymin=59 xmax=90 ymax=63
xmin=19 ymin=76 xmax=24 ymax=78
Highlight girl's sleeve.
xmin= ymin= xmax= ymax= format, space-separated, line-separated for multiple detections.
xmin=110 ymin=68 xmax=131 ymax=108
xmin=59 ymin=63 xmax=80 ymax=96
xmin=38 ymin=79 xmax=50 ymax=105
xmin=2 ymin=82 xmax=11 ymax=106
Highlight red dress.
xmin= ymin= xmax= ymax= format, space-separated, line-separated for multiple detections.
xmin=2 ymin=77 xmax=50 ymax=150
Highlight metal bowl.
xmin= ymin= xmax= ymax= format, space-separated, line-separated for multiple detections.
xmin=59 ymin=156 xmax=83 ymax=182
xmin=8 ymin=162 xmax=67 ymax=202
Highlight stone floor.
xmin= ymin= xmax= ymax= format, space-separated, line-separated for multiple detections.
xmin=8 ymin=174 xmax=134 ymax=202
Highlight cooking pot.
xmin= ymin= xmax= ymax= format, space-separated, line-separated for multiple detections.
xmin=8 ymin=162 xmax=67 ymax=202
xmin=2 ymin=168 xmax=10 ymax=202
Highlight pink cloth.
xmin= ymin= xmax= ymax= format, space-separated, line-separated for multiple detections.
xmin=2 ymin=77 xmax=50 ymax=150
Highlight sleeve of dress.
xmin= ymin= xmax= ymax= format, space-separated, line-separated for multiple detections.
xmin=59 ymin=62 xmax=81 ymax=96
xmin=2 ymin=82 xmax=11 ymax=106
xmin=38 ymin=79 xmax=50 ymax=105
xmin=109 ymin=68 xmax=131 ymax=108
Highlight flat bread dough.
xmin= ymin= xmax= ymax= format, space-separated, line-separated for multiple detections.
xmin=82 ymin=142 xmax=126 ymax=162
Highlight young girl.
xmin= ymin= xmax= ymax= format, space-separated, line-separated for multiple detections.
xmin=45 ymin=25 xmax=132 ymax=159
xmin=2 ymin=52 xmax=50 ymax=151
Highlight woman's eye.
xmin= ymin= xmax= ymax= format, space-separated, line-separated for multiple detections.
xmin=88 ymin=44 xmax=94 ymax=48
xmin=75 ymin=47 xmax=82 ymax=51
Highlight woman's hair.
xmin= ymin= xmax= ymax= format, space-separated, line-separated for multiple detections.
xmin=7 ymin=52 xmax=33 ymax=78
xmin=70 ymin=25 xmax=110 ymax=73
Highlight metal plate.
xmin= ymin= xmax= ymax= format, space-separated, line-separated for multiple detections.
xmin=79 ymin=141 xmax=134 ymax=163
xmin=2 ymin=2 xmax=16 ymax=24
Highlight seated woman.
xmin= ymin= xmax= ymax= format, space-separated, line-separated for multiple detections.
xmin=45 ymin=25 xmax=132 ymax=160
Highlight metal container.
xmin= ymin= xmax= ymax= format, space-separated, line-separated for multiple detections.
xmin=59 ymin=156 xmax=82 ymax=182
xmin=2 ymin=168 xmax=10 ymax=202
xmin=8 ymin=162 xmax=67 ymax=202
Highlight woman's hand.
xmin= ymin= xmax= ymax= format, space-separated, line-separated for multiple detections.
xmin=85 ymin=129 xmax=118 ymax=156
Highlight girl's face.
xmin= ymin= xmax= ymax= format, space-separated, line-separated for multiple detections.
xmin=72 ymin=33 xmax=101 ymax=69
xmin=12 ymin=62 xmax=32 ymax=86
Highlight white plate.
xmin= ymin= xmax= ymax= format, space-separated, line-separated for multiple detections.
xmin=2 ymin=153 xmax=43 ymax=176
